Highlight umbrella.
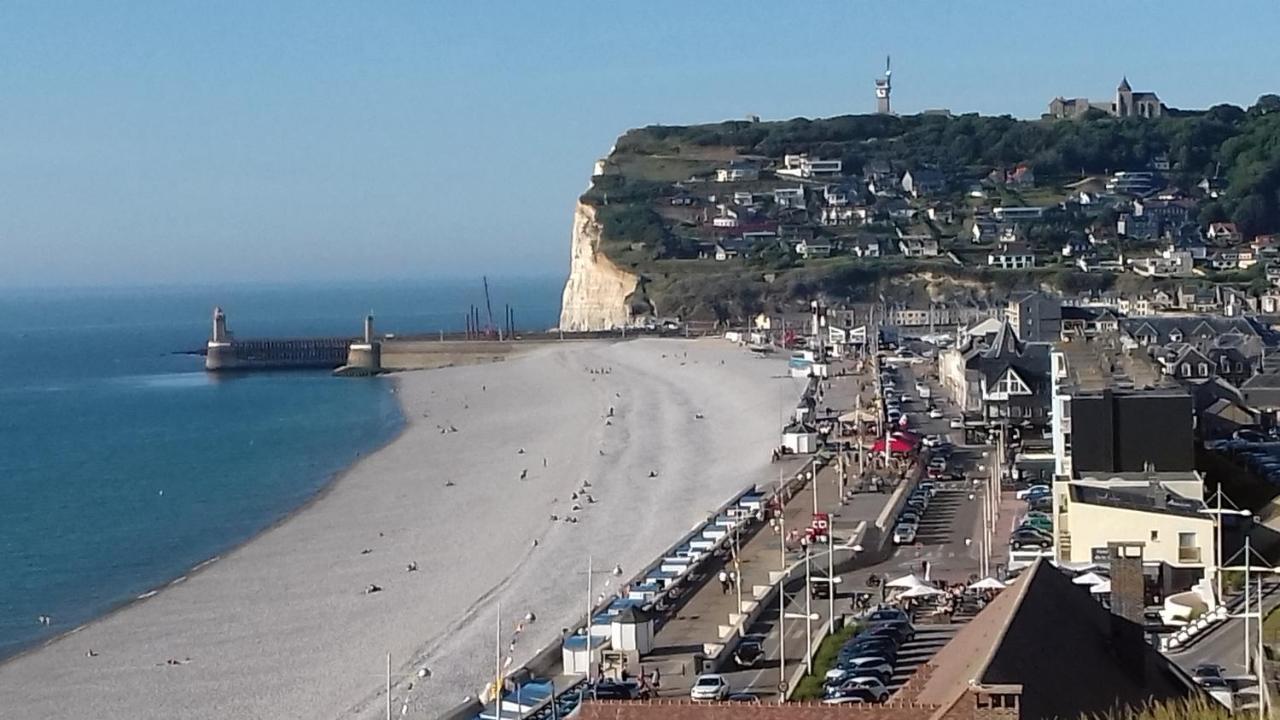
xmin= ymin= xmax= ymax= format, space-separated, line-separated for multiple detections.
xmin=967 ymin=577 xmax=1007 ymax=591
xmin=886 ymin=573 xmax=929 ymax=589
xmin=1072 ymin=571 xmax=1108 ymax=586
xmin=871 ymin=437 xmax=914 ymax=454
xmin=1090 ymin=580 xmax=1112 ymax=594
xmin=898 ymin=584 xmax=946 ymax=598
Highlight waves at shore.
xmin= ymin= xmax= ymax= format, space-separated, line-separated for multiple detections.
xmin=0 ymin=338 xmax=799 ymax=719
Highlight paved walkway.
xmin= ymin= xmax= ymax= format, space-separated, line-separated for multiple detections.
xmin=645 ymin=458 xmax=891 ymax=697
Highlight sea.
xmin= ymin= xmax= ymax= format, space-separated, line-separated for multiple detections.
xmin=0 ymin=277 xmax=563 ymax=660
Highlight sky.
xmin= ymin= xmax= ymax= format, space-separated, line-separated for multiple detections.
xmin=2 ymin=2 xmax=1280 ymax=289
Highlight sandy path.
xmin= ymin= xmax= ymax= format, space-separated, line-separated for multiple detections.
xmin=0 ymin=339 xmax=799 ymax=719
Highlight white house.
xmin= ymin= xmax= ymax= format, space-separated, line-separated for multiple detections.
xmin=796 ymin=238 xmax=833 ymax=259
xmin=715 ymin=161 xmax=760 ymax=183
xmin=773 ymin=187 xmax=806 ymax=209
xmin=992 ymin=206 xmax=1047 ymax=222
xmin=711 ymin=204 xmax=739 ymax=228
xmin=899 ymin=236 xmax=940 ymax=257
xmin=777 ymin=154 xmax=843 ymax=179
xmin=988 ymin=244 xmax=1036 ymax=270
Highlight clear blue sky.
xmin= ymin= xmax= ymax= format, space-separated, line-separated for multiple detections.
xmin=3 ymin=1 xmax=1278 ymax=288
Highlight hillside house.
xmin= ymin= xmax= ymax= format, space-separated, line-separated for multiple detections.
xmin=1198 ymin=176 xmax=1226 ymax=199
xmin=772 ymin=187 xmax=806 ymax=210
xmin=714 ymin=160 xmax=759 ymax=183
xmin=711 ymin=204 xmax=739 ymax=228
xmin=901 ymin=168 xmax=946 ymax=198
xmin=820 ymin=205 xmax=864 ymax=226
xmin=848 ymin=237 xmax=882 ymax=258
xmin=993 ymin=206 xmax=1047 ymax=222
xmin=899 ymin=236 xmax=940 ymax=257
xmin=795 ymin=237 xmax=833 ymax=259
xmin=1207 ymin=222 xmax=1241 ymax=244
xmin=971 ymin=217 xmax=1000 ymax=244
xmin=988 ymin=243 xmax=1036 ymax=270
xmin=776 ymin=154 xmax=842 ymax=179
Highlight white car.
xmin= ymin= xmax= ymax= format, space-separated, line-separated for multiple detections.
xmin=1015 ymin=484 xmax=1051 ymax=500
xmin=928 ymin=407 xmax=945 ymax=419
xmin=690 ymin=673 xmax=730 ymax=701
xmin=892 ymin=523 xmax=918 ymax=544
xmin=827 ymin=676 xmax=890 ymax=702
xmin=948 ymin=417 xmax=964 ymax=429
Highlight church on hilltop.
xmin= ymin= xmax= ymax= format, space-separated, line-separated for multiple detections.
xmin=1048 ymin=77 xmax=1166 ymax=119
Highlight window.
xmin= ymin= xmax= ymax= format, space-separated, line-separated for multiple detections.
xmin=1199 ymin=363 xmax=1209 ymax=376
xmin=1150 ymin=530 xmax=1159 ymax=541
xmin=1181 ymin=363 xmax=1191 ymax=377
xmin=1178 ymin=532 xmax=1196 ymax=547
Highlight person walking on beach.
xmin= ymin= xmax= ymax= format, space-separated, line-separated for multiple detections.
xmin=718 ymin=570 xmax=730 ymax=594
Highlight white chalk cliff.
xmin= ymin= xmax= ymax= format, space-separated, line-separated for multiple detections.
xmin=558 ymin=201 xmax=638 ymax=331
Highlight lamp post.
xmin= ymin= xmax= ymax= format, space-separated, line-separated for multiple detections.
xmin=804 ymin=547 xmax=813 ymax=674
xmin=778 ymin=508 xmax=787 ymax=693
xmin=1199 ymin=489 xmax=1252 ymax=605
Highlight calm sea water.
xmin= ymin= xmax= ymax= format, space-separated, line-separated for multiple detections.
xmin=0 ymin=277 xmax=563 ymax=659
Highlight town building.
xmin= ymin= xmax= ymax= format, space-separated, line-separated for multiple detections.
xmin=987 ymin=244 xmax=1035 ymax=270
xmin=1006 ymin=293 xmax=1062 ymax=343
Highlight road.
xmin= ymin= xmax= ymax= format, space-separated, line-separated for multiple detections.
xmin=712 ymin=357 xmax=993 ymax=700
xmin=1172 ymin=581 xmax=1280 ymax=678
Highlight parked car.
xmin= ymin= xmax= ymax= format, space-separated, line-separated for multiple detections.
xmin=591 ymin=680 xmax=642 ymax=699
xmin=726 ymin=693 xmax=761 ymax=703
xmin=1015 ymin=484 xmax=1050 ymax=500
xmin=1010 ymin=527 xmax=1053 ymax=550
xmin=922 ymin=434 xmax=945 ymax=448
xmin=1027 ymin=496 xmax=1053 ymax=514
xmin=690 ymin=674 xmax=731 ymax=701
xmin=866 ymin=607 xmax=909 ymax=624
xmin=823 ymin=689 xmax=880 ymax=705
xmin=899 ymin=510 xmax=920 ymax=526
xmin=828 ymin=656 xmax=893 ymax=681
xmin=949 ymin=417 xmax=964 ymax=429
xmin=1018 ymin=512 xmax=1049 ymax=530
xmin=917 ymin=481 xmax=937 ymax=497
xmin=825 ymin=677 xmax=890 ymax=703
xmin=928 ymin=407 xmax=945 ymax=419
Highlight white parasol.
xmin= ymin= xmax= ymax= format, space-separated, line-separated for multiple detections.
xmin=1090 ymin=579 xmax=1112 ymax=594
xmin=897 ymin=584 xmax=946 ymax=599
xmin=886 ymin=573 xmax=929 ymax=589
xmin=967 ymin=577 xmax=1007 ymax=591
xmin=1072 ymin=571 xmax=1108 ymax=586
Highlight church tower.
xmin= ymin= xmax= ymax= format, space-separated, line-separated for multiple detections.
xmin=874 ymin=55 xmax=892 ymax=114
xmin=1115 ymin=76 xmax=1133 ymax=118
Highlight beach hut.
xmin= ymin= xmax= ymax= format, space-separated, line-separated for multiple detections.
xmin=561 ymin=634 xmax=608 ymax=675
xmin=782 ymin=421 xmax=819 ymax=454
xmin=610 ymin=606 xmax=655 ymax=654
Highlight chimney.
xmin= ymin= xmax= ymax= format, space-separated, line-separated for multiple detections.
xmin=1108 ymin=542 xmax=1148 ymax=683
xmin=1108 ymin=541 xmax=1145 ymax=623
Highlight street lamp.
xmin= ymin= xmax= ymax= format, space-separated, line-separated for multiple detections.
xmin=1199 ymin=486 xmax=1252 ymax=604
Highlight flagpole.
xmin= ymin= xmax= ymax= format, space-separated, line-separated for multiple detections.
xmin=586 ymin=555 xmax=593 ymax=683
xmin=495 ymin=603 xmax=502 ymax=720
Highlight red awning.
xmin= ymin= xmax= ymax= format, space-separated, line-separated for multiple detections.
xmin=871 ymin=436 xmax=914 ymax=454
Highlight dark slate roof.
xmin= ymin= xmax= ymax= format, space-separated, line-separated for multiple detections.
xmin=907 ymin=558 xmax=1197 ymax=719
xmin=1069 ymin=483 xmax=1207 ymax=519
xmin=1120 ymin=315 xmax=1266 ymax=345
xmin=970 ymin=321 xmax=1052 ymax=387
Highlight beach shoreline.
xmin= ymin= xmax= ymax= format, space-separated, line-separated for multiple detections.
xmin=0 ymin=338 xmax=798 ymax=719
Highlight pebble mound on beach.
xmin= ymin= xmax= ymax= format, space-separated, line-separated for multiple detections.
xmin=0 ymin=338 xmax=799 ymax=719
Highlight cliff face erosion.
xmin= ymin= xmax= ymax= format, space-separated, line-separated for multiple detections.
xmin=558 ymin=201 xmax=638 ymax=330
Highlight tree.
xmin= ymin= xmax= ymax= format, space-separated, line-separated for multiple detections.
xmin=1250 ymin=94 xmax=1280 ymax=117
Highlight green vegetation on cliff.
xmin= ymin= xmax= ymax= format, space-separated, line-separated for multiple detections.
xmin=585 ymin=96 xmax=1280 ymax=322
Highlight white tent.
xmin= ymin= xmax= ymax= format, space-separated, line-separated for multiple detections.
xmin=886 ymin=573 xmax=929 ymax=589
xmin=1090 ymin=580 xmax=1112 ymax=594
xmin=1072 ymin=571 xmax=1108 ymax=586
xmin=898 ymin=584 xmax=946 ymax=598
xmin=968 ymin=577 xmax=1007 ymax=591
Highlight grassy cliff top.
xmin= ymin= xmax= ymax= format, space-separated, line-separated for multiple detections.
xmin=581 ymin=102 xmax=1280 ymax=323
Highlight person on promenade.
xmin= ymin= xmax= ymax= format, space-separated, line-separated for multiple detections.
xmin=718 ymin=570 xmax=730 ymax=594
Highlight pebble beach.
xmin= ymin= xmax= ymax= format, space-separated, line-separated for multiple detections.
xmin=0 ymin=338 xmax=799 ymax=719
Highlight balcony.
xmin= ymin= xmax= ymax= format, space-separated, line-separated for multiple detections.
xmin=1177 ymin=546 xmax=1202 ymax=563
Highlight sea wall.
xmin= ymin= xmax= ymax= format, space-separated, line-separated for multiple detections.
xmin=558 ymin=201 xmax=638 ymax=331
